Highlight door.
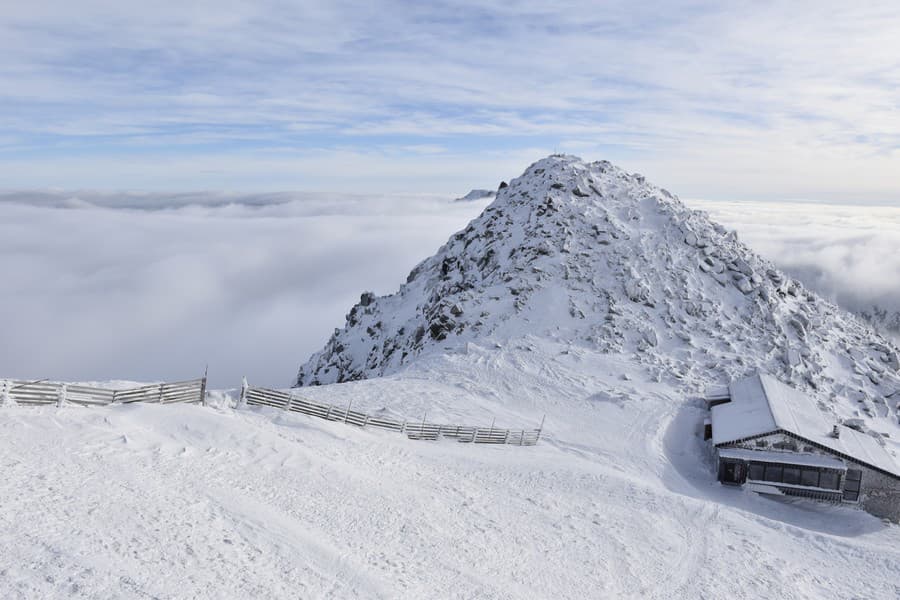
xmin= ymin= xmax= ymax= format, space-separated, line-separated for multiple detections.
xmin=720 ymin=460 xmax=746 ymax=485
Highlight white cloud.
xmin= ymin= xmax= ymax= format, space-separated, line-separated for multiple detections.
xmin=2 ymin=187 xmax=896 ymax=388
xmin=688 ymin=199 xmax=900 ymax=322
xmin=0 ymin=191 xmax=492 ymax=387
xmin=1 ymin=2 xmax=899 ymax=198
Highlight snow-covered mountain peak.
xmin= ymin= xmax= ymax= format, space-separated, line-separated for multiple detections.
xmin=295 ymin=155 xmax=899 ymax=436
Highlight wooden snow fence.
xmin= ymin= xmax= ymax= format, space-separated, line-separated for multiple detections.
xmin=113 ymin=379 xmax=206 ymax=405
xmin=0 ymin=377 xmax=206 ymax=407
xmin=243 ymin=385 xmax=543 ymax=446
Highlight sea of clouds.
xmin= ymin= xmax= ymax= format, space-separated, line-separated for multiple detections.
xmin=1 ymin=191 xmax=897 ymax=388
xmin=690 ymin=199 xmax=900 ymax=341
xmin=0 ymin=191 xmax=489 ymax=388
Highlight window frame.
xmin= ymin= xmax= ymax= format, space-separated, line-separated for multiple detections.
xmin=782 ymin=466 xmax=801 ymax=485
xmin=800 ymin=468 xmax=820 ymax=488
xmin=764 ymin=464 xmax=784 ymax=483
xmin=819 ymin=470 xmax=840 ymax=490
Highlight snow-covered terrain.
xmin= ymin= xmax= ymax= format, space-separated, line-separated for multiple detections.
xmin=297 ymin=156 xmax=899 ymax=441
xmin=859 ymin=306 xmax=900 ymax=345
xmin=690 ymin=199 xmax=900 ymax=346
xmin=3 ymin=155 xmax=899 ymax=599
xmin=4 ymin=344 xmax=900 ymax=599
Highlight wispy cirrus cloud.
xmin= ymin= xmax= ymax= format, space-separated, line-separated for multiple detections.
xmin=1 ymin=1 xmax=899 ymax=197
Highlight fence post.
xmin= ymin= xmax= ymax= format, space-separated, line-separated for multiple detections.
xmin=0 ymin=380 xmax=9 ymax=407
xmin=344 ymin=399 xmax=353 ymax=424
xmin=286 ymin=392 xmax=294 ymax=412
xmin=536 ymin=414 xmax=545 ymax=443
xmin=200 ymin=366 xmax=208 ymax=406
xmin=158 ymin=383 xmax=164 ymax=403
xmin=239 ymin=377 xmax=248 ymax=408
xmin=325 ymin=403 xmax=333 ymax=420
xmin=57 ymin=383 xmax=67 ymax=408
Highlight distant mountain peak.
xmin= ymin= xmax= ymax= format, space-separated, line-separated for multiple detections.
xmin=295 ymin=155 xmax=899 ymax=431
xmin=454 ymin=189 xmax=496 ymax=202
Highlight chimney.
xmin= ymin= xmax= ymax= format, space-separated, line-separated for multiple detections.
xmin=832 ymin=425 xmax=841 ymax=439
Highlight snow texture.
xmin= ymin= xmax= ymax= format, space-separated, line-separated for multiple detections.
xmin=296 ymin=155 xmax=900 ymax=442
xmin=3 ymin=343 xmax=900 ymax=599
xmin=712 ymin=372 xmax=899 ymax=477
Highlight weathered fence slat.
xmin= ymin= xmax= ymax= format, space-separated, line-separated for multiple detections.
xmin=1 ymin=375 xmax=537 ymax=447
xmin=2 ymin=376 xmax=206 ymax=407
xmin=244 ymin=385 xmax=542 ymax=446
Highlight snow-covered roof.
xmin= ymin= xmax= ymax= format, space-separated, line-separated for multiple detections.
xmin=711 ymin=372 xmax=900 ymax=478
xmin=717 ymin=447 xmax=846 ymax=470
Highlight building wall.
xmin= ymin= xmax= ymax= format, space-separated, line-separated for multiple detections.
xmin=723 ymin=432 xmax=900 ymax=523
xmin=856 ymin=464 xmax=900 ymax=523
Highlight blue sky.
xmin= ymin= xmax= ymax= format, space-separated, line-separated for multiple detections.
xmin=2 ymin=1 xmax=900 ymax=200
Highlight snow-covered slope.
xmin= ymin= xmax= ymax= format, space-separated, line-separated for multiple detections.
xmin=4 ymin=345 xmax=900 ymax=599
xmin=296 ymin=155 xmax=900 ymax=435
xmin=860 ymin=305 xmax=900 ymax=346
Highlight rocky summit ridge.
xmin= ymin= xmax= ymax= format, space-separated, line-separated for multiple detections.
xmin=295 ymin=155 xmax=899 ymax=433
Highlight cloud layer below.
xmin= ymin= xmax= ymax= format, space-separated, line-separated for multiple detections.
xmin=0 ymin=190 xmax=490 ymax=387
xmin=2 ymin=188 xmax=897 ymax=388
xmin=689 ymin=199 xmax=900 ymax=332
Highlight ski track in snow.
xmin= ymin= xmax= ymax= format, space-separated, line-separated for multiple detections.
xmin=2 ymin=343 xmax=898 ymax=599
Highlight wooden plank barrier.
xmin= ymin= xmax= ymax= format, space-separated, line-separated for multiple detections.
xmin=4 ymin=380 xmax=63 ymax=405
xmin=243 ymin=385 xmax=543 ymax=446
xmin=0 ymin=375 xmax=540 ymax=448
xmin=113 ymin=379 xmax=204 ymax=404
xmin=1 ymin=376 xmax=206 ymax=407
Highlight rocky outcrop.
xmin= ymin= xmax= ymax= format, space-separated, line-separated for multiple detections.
xmin=294 ymin=155 xmax=900 ymax=431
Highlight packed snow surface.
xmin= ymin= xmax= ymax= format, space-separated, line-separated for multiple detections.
xmin=3 ymin=344 xmax=899 ymax=599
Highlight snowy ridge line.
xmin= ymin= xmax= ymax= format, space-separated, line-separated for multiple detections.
xmin=242 ymin=386 xmax=544 ymax=446
xmin=0 ymin=377 xmax=206 ymax=407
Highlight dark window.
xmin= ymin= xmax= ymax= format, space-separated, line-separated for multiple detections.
xmin=748 ymin=462 xmax=765 ymax=481
xmin=783 ymin=467 xmax=801 ymax=485
xmin=843 ymin=469 xmax=862 ymax=502
xmin=755 ymin=439 xmax=768 ymax=448
xmin=800 ymin=468 xmax=819 ymax=487
xmin=764 ymin=464 xmax=784 ymax=483
xmin=720 ymin=460 xmax=746 ymax=485
xmin=819 ymin=471 xmax=840 ymax=490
